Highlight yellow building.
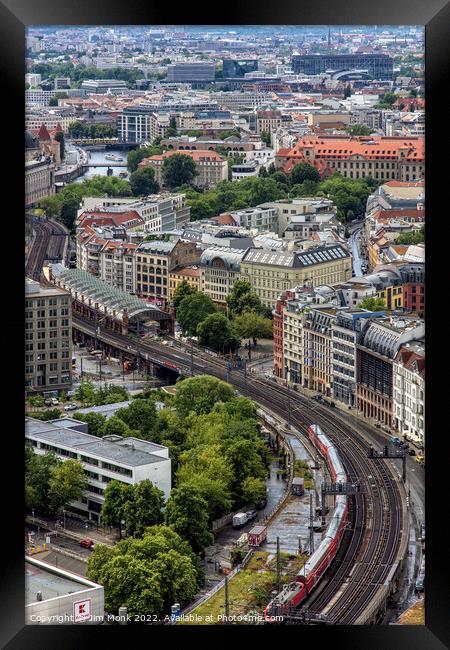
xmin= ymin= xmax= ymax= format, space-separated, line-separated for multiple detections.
xmin=240 ymin=245 xmax=352 ymax=309
xmin=168 ymin=265 xmax=200 ymax=303
xmin=376 ymin=284 xmax=403 ymax=310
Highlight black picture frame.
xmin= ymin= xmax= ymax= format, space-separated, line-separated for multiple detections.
xmin=3 ymin=0 xmax=448 ymax=647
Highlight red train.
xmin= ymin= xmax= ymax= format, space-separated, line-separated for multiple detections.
xmin=264 ymin=424 xmax=348 ymax=621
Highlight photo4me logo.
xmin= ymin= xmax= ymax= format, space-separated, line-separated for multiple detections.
xmin=73 ymin=598 xmax=92 ymax=622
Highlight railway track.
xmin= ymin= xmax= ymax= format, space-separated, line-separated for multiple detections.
xmin=25 ymin=215 xmax=70 ymax=281
xmin=71 ymin=316 xmax=406 ymax=623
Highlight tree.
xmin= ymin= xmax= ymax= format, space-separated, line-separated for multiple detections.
xmin=123 ymin=480 xmax=165 ymax=537
xmin=129 ymin=166 xmax=159 ymax=196
xmin=87 ymin=526 xmax=199 ymax=616
xmin=127 ymin=145 xmax=163 ymax=173
xmin=289 ymin=162 xmax=320 ymax=185
xmin=226 ymin=438 xmax=268 ymax=505
xmin=72 ymin=412 xmax=107 ymax=437
xmin=28 ymin=408 xmax=62 ymax=421
xmin=358 ymin=296 xmax=386 ymax=311
xmin=53 ymin=130 xmax=65 ymax=159
xmin=261 ymin=130 xmax=271 ymax=146
xmin=176 ymin=292 xmax=217 ymax=336
xmin=345 ymin=124 xmax=373 ymax=136
xmin=162 ymin=154 xmax=198 ymax=189
xmin=25 ymin=450 xmax=60 ymax=514
xmin=174 ymin=375 xmax=234 ymax=418
xmin=197 ymin=312 xmax=240 ymax=354
xmin=394 ymin=226 xmax=424 ymax=245
xmin=102 ymin=416 xmax=130 ymax=438
xmin=232 ymin=310 xmax=273 ymax=347
xmin=165 ymin=484 xmax=213 ymax=553
xmin=172 ymin=279 xmax=196 ymax=311
xmin=258 ymin=166 xmax=268 ymax=177
xmin=101 ymin=480 xmax=129 ymax=530
xmin=115 ymin=399 xmax=157 ymax=439
xmin=47 ymin=460 xmax=88 ymax=513
xmin=242 ymin=476 xmax=267 ymax=508
xmin=226 ymin=279 xmax=263 ymax=317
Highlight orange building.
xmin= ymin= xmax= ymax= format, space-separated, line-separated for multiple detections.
xmin=276 ymin=135 xmax=424 ymax=183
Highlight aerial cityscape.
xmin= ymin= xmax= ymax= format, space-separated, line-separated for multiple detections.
xmin=24 ymin=25 xmax=425 ymax=627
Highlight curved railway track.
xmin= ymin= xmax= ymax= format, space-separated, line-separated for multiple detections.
xmin=25 ymin=215 xmax=70 ymax=281
xmin=71 ymin=316 xmax=406 ymax=623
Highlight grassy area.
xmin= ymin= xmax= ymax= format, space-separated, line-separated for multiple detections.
xmin=398 ymin=599 xmax=425 ymax=625
xmin=179 ymin=551 xmax=308 ymax=625
xmin=294 ymin=459 xmax=314 ymax=490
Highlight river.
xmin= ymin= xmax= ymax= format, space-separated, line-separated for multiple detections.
xmin=74 ymin=147 xmax=129 ymax=183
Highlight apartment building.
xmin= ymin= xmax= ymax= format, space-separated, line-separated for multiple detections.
xmin=25 ymin=279 xmax=72 ymax=393
xmin=228 ymin=207 xmax=279 ymax=233
xmin=256 ymin=110 xmax=282 ymax=143
xmin=332 ymin=309 xmax=383 ymax=407
xmin=240 ymin=244 xmax=352 ymax=309
xmin=139 ymin=150 xmax=228 ymax=190
xmin=393 ymin=340 xmax=425 ymax=446
xmin=199 ymin=247 xmax=247 ymax=307
xmin=25 ymin=417 xmax=171 ymax=523
xmin=276 ymin=135 xmax=424 ymax=183
xmin=356 ymin=317 xmax=424 ymax=427
xmin=118 ymin=106 xmax=170 ymax=143
xmin=258 ymin=198 xmax=336 ymax=237
xmin=98 ymin=241 xmax=137 ymax=293
xmin=135 ymin=240 xmax=201 ymax=306
xmin=78 ymin=194 xmax=190 ymax=232
xmin=168 ymin=265 xmax=200 ymax=303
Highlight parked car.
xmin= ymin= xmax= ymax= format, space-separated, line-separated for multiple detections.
xmin=232 ymin=512 xmax=249 ymax=528
xmin=408 ymin=449 xmax=416 ymax=456
xmin=399 ymin=442 xmax=409 ymax=450
xmin=64 ymin=403 xmax=78 ymax=411
xmin=44 ymin=399 xmax=53 ymax=406
xmin=246 ymin=510 xmax=257 ymax=521
xmin=416 ymin=455 xmax=425 ymax=465
xmin=79 ymin=538 xmax=95 ymax=549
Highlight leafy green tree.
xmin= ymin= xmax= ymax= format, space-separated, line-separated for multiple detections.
xmin=28 ymin=408 xmax=62 ymax=421
xmin=101 ymin=480 xmax=129 ymax=530
xmin=74 ymin=382 xmax=96 ymax=405
xmin=345 ymin=124 xmax=373 ymax=136
xmin=258 ymin=166 xmax=268 ymax=177
xmin=162 ymin=154 xmax=198 ymax=189
xmin=261 ymin=131 xmax=271 ymax=146
xmin=72 ymin=412 xmax=107 ymax=437
xmin=242 ymin=476 xmax=267 ymax=508
xmin=123 ymin=480 xmax=165 ymax=537
xmin=127 ymin=145 xmax=163 ymax=172
xmin=174 ymin=375 xmax=234 ymax=418
xmin=226 ymin=438 xmax=268 ymax=505
xmin=47 ymin=459 xmax=88 ymax=512
xmin=226 ymin=279 xmax=263 ymax=317
xmin=176 ymin=292 xmax=217 ymax=336
xmin=129 ymin=166 xmax=159 ymax=196
xmin=165 ymin=484 xmax=213 ymax=553
xmin=25 ymin=450 xmax=60 ymax=514
xmin=183 ymin=475 xmax=232 ymax=522
xmin=394 ymin=226 xmax=424 ymax=245
xmin=289 ymin=162 xmax=320 ymax=185
xmin=233 ymin=310 xmax=273 ymax=346
xmin=172 ymin=279 xmax=196 ymax=311
xmin=115 ymin=399 xmax=157 ymax=439
xmin=102 ymin=416 xmax=130 ymax=437
xmin=196 ymin=312 xmax=240 ymax=354
xmin=358 ymin=296 xmax=386 ymax=311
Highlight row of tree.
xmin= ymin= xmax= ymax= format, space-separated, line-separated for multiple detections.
xmin=68 ymin=121 xmax=118 ymax=139
xmin=173 ymin=280 xmax=273 ymax=354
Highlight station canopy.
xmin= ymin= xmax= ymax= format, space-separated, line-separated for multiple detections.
xmin=54 ymin=268 xmax=170 ymax=322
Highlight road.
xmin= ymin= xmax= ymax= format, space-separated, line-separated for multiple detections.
xmin=349 ymin=224 xmax=364 ymax=276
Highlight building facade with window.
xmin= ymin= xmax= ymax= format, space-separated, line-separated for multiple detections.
xmin=25 ymin=279 xmax=72 ymax=394
xmin=393 ymin=341 xmax=425 ymax=447
xmin=26 ymin=417 xmax=171 ymax=523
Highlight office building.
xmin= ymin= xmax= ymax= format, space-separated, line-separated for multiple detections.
xmin=222 ymin=59 xmax=258 ymax=78
xmin=26 ymin=416 xmax=171 ymax=522
xmin=291 ymin=53 xmax=394 ymax=79
xmin=25 ymin=279 xmax=72 ymax=393
xmin=166 ymin=63 xmax=215 ymax=83
xmin=80 ymin=79 xmax=128 ymax=93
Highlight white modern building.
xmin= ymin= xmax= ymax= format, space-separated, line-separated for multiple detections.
xmin=25 ymin=417 xmax=172 ymax=523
